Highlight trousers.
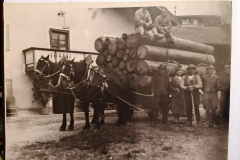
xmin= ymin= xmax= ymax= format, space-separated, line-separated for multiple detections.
xmin=153 ymin=94 xmax=169 ymax=123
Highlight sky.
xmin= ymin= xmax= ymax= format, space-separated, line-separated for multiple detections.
xmin=4 ymin=1 xmax=232 ymax=23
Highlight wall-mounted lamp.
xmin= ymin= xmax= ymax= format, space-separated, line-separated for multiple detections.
xmin=58 ymin=10 xmax=69 ymax=30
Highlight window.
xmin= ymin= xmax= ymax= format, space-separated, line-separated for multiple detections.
xmin=49 ymin=28 xmax=69 ymax=50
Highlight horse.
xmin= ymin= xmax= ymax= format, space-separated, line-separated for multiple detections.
xmin=34 ymin=55 xmax=77 ymax=131
xmin=58 ymin=57 xmax=130 ymax=130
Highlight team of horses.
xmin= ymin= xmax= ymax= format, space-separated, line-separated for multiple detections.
xmin=34 ymin=55 xmax=132 ymax=131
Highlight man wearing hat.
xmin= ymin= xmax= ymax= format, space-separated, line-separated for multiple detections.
xmin=202 ymin=65 xmax=219 ymax=128
xmin=151 ymin=63 xmax=170 ymax=124
xmin=135 ymin=7 xmax=165 ymax=40
xmin=180 ymin=64 xmax=202 ymax=127
xmin=218 ymin=65 xmax=231 ymax=121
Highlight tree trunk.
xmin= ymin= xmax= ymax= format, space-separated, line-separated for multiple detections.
xmin=130 ymin=48 xmax=138 ymax=59
xmin=118 ymin=61 xmax=126 ymax=70
xmin=117 ymin=38 xmax=126 ymax=50
xmin=112 ymin=57 xmax=120 ymax=66
xmin=150 ymin=37 xmax=214 ymax=55
xmin=96 ymin=54 xmax=106 ymax=66
xmin=94 ymin=37 xmax=111 ymax=52
xmin=106 ymin=55 xmax=112 ymax=62
xmin=108 ymin=41 xmax=118 ymax=55
xmin=122 ymin=70 xmax=128 ymax=74
xmin=123 ymin=54 xmax=129 ymax=62
xmin=137 ymin=60 xmax=187 ymax=76
xmin=117 ymin=50 xmax=125 ymax=58
xmin=103 ymin=49 xmax=109 ymax=56
xmin=137 ymin=45 xmax=215 ymax=65
xmin=126 ymin=34 xmax=141 ymax=49
xmin=125 ymin=48 xmax=130 ymax=55
xmin=126 ymin=59 xmax=138 ymax=73
xmin=107 ymin=63 xmax=113 ymax=69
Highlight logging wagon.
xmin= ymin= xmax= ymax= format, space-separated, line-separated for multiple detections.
xmin=94 ymin=32 xmax=215 ymax=120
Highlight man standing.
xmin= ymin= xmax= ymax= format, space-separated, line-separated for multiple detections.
xmin=155 ymin=9 xmax=174 ymax=44
xmin=151 ymin=63 xmax=170 ymax=124
xmin=180 ymin=64 xmax=202 ymax=127
xmin=202 ymin=65 xmax=219 ymax=128
xmin=218 ymin=65 xmax=231 ymax=121
xmin=135 ymin=7 xmax=164 ymax=40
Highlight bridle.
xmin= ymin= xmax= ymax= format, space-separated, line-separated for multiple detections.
xmin=35 ymin=58 xmax=60 ymax=78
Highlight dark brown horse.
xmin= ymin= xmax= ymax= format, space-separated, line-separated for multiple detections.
xmin=58 ymin=57 xmax=130 ymax=130
xmin=34 ymin=55 xmax=75 ymax=131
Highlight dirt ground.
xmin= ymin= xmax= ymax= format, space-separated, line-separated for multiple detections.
xmin=6 ymin=109 xmax=229 ymax=160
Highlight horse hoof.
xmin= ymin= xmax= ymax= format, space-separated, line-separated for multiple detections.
xmin=83 ymin=124 xmax=90 ymax=130
xmin=100 ymin=120 xmax=105 ymax=125
xmin=67 ymin=126 xmax=74 ymax=131
xmin=91 ymin=119 xmax=96 ymax=124
xmin=59 ymin=126 xmax=66 ymax=131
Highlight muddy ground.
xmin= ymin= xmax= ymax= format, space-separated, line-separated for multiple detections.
xmin=6 ymin=109 xmax=229 ymax=160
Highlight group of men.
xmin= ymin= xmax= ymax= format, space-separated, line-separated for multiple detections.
xmin=135 ymin=7 xmax=174 ymax=43
xmin=151 ymin=63 xmax=231 ymax=128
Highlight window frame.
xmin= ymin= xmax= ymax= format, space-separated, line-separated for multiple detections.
xmin=49 ymin=28 xmax=70 ymax=50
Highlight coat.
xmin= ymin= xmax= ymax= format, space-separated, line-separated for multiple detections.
xmin=170 ymin=76 xmax=186 ymax=115
xmin=151 ymin=72 xmax=169 ymax=97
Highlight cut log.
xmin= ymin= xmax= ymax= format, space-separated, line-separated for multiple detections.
xmin=117 ymin=38 xmax=126 ymax=50
xmin=130 ymin=48 xmax=138 ymax=59
xmin=137 ymin=60 xmax=187 ymax=76
xmin=122 ymin=33 xmax=128 ymax=41
xmin=94 ymin=37 xmax=111 ymax=52
xmin=139 ymin=75 xmax=152 ymax=87
xmin=126 ymin=34 xmax=141 ymax=48
xmin=126 ymin=59 xmax=138 ymax=73
xmin=123 ymin=54 xmax=129 ymax=62
xmin=117 ymin=50 xmax=125 ymax=58
xmin=112 ymin=57 xmax=120 ymax=66
xmin=137 ymin=45 xmax=215 ymax=65
xmin=125 ymin=48 xmax=130 ymax=55
xmin=122 ymin=70 xmax=128 ymax=74
xmin=107 ymin=63 xmax=113 ymax=69
xmin=103 ymin=49 xmax=109 ymax=56
xmin=108 ymin=41 xmax=118 ymax=55
xmin=96 ymin=54 xmax=106 ymax=66
xmin=127 ymin=74 xmax=139 ymax=89
xmin=106 ymin=55 xmax=112 ymax=62
xmin=118 ymin=61 xmax=126 ymax=70
xmin=152 ymin=37 xmax=214 ymax=55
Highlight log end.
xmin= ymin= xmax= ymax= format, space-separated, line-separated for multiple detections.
xmin=137 ymin=45 xmax=148 ymax=59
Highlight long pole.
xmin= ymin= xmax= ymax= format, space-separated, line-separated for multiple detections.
xmin=191 ymin=91 xmax=198 ymax=127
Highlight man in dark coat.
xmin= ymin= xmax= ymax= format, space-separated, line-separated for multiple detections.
xmin=218 ymin=65 xmax=231 ymax=121
xmin=202 ymin=65 xmax=219 ymax=128
xmin=180 ymin=64 xmax=202 ymax=127
xmin=151 ymin=63 xmax=170 ymax=124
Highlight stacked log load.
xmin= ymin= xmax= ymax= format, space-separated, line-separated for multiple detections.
xmin=95 ymin=32 xmax=215 ymax=91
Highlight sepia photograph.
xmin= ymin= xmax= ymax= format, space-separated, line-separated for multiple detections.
xmin=4 ymin=1 xmax=232 ymax=159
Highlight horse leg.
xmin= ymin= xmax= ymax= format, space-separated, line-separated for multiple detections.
xmin=93 ymin=102 xmax=101 ymax=131
xmin=116 ymin=106 xmax=122 ymax=127
xmin=60 ymin=113 xmax=67 ymax=131
xmin=91 ymin=102 xmax=97 ymax=124
xmin=68 ymin=97 xmax=75 ymax=131
xmin=83 ymin=102 xmax=90 ymax=130
xmin=100 ymin=102 xmax=105 ymax=125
